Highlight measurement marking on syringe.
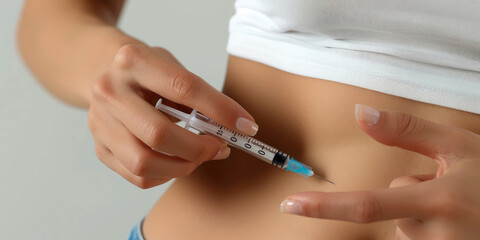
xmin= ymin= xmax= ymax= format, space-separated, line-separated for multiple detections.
xmin=155 ymin=99 xmax=334 ymax=183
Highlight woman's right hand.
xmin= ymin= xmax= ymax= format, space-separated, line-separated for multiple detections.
xmin=87 ymin=44 xmax=258 ymax=189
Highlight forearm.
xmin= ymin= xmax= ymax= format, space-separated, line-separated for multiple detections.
xmin=17 ymin=0 xmax=144 ymax=108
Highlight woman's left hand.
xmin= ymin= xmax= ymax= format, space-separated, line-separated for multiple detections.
xmin=281 ymin=104 xmax=480 ymax=240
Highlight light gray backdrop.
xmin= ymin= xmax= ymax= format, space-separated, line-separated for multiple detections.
xmin=0 ymin=1 xmax=234 ymax=239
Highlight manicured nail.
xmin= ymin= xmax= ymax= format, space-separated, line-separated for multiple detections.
xmin=355 ymin=104 xmax=380 ymax=125
xmin=213 ymin=146 xmax=230 ymax=160
xmin=236 ymin=117 xmax=258 ymax=136
xmin=280 ymin=200 xmax=303 ymax=215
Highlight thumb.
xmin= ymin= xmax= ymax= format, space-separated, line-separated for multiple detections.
xmin=117 ymin=44 xmax=259 ymax=136
xmin=354 ymin=104 xmax=475 ymax=170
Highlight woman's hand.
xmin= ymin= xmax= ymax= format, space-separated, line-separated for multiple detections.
xmin=281 ymin=104 xmax=480 ymax=240
xmin=87 ymin=44 xmax=258 ymax=189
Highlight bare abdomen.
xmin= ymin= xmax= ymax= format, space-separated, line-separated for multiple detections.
xmin=143 ymin=56 xmax=480 ymax=240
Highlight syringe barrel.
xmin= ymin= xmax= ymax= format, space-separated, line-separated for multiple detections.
xmin=184 ymin=110 xmax=221 ymax=135
xmin=155 ymin=99 xmax=290 ymax=170
xmin=185 ymin=111 xmax=291 ymax=168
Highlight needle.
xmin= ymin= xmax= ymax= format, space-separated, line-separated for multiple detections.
xmin=313 ymin=174 xmax=335 ymax=184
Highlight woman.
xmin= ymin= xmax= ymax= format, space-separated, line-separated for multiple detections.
xmin=17 ymin=0 xmax=480 ymax=239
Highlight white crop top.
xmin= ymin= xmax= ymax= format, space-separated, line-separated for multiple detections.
xmin=227 ymin=0 xmax=480 ymax=114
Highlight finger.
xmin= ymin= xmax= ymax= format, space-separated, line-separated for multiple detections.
xmin=389 ymin=174 xmax=436 ymax=188
xmin=93 ymin=110 xmax=215 ymax=178
xmin=390 ymin=175 xmax=430 ymax=240
xmin=93 ymin=81 xmax=229 ymax=162
xmin=107 ymin=124 xmax=200 ymax=179
xmin=94 ymin=143 xmax=171 ymax=189
xmin=139 ymin=91 xmax=191 ymax=123
xmin=112 ymin=44 xmax=258 ymax=136
xmin=281 ymin=186 xmax=429 ymax=223
xmin=354 ymin=104 xmax=476 ymax=164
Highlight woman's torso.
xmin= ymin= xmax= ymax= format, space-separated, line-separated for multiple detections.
xmin=142 ymin=56 xmax=480 ymax=240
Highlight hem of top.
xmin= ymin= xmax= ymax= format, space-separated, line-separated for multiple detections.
xmin=226 ymin=31 xmax=480 ymax=115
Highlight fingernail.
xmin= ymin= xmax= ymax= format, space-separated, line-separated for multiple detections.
xmin=236 ymin=117 xmax=258 ymax=136
xmin=213 ymin=146 xmax=230 ymax=160
xmin=355 ymin=104 xmax=380 ymax=125
xmin=280 ymin=200 xmax=303 ymax=215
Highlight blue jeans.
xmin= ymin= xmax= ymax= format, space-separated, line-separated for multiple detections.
xmin=127 ymin=218 xmax=145 ymax=240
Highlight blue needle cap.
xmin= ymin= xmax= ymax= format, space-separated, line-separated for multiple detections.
xmin=285 ymin=158 xmax=314 ymax=177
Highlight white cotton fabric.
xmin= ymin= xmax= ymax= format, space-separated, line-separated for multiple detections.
xmin=227 ymin=0 xmax=480 ymax=114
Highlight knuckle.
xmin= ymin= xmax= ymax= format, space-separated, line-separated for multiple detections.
xmin=94 ymin=145 xmax=107 ymax=160
xmin=134 ymin=177 xmax=154 ymax=189
xmin=113 ymin=44 xmax=143 ymax=70
xmin=130 ymin=152 xmax=152 ymax=177
xmin=87 ymin=111 xmax=97 ymax=131
xmin=91 ymin=75 xmax=115 ymax=102
xmin=310 ymin=194 xmax=328 ymax=218
xmin=352 ymin=193 xmax=381 ymax=223
xmin=169 ymin=72 xmax=197 ymax=100
xmin=393 ymin=112 xmax=426 ymax=137
xmin=144 ymin=122 xmax=167 ymax=148
xmin=433 ymin=186 xmax=466 ymax=218
xmin=94 ymin=146 xmax=112 ymax=167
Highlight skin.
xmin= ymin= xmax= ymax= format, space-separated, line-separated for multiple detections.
xmin=142 ymin=57 xmax=480 ymax=240
xmin=18 ymin=0 xmax=257 ymax=187
xmin=283 ymin=104 xmax=480 ymax=239
xmin=17 ymin=1 xmax=480 ymax=239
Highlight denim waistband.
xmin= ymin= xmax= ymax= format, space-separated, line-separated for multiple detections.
xmin=127 ymin=218 xmax=145 ymax=240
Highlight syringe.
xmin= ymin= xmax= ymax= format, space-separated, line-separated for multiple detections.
xmin=155 ymin=99 xmax=334 ymax=184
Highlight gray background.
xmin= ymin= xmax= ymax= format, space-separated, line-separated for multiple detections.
xmin=1 ymin=1 xmax=234 ymax=239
